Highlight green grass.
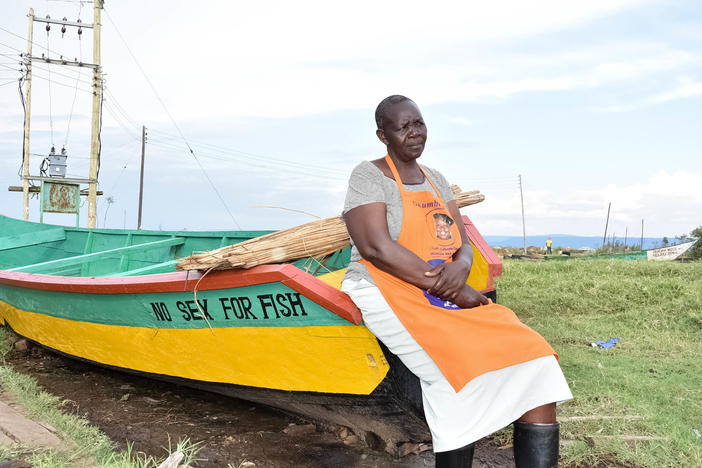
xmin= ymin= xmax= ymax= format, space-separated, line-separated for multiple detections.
xmin=0 ymin=328 xmax=202 ymax=467
xmin=496 ymin=258 xmax=702 ymax=467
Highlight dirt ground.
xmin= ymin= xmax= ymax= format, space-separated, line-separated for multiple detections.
xmin=5 ymin=343 xmax=515 ymax=468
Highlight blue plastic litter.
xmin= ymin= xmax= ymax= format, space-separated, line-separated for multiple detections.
xmin=594 ymin=337 xmax=620 ymax=349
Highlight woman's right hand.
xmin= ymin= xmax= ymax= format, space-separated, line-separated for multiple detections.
xmin=451 ymin=284 xmax=489 ymax=309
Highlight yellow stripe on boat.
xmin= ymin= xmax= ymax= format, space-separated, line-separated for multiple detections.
xmin=0 ymin=300 xmax=389 ymax=395
xmin=466 ymin=243 xmax=489 ymax=291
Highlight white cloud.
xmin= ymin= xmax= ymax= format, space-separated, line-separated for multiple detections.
xmin=81 ymin=0 xmax=673 ymax=120
xmin=649 ymin=79 xmax=702 ymax=104
xmin=2 ymin=0 xmax=687 ymax=124
xmin=597 ymin=77 xmax=702 ymax=112
xmin=448 ymin=117 xmax=475 ymax=126
xmin=465 ymin=170 xmax=702 ymax=237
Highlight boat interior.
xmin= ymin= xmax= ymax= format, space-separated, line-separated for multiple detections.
xmin=0 ymin=215 xmax=350 ymax=278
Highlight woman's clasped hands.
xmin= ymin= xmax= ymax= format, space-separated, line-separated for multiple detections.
xmin=425 ymin=260 xmax=489 ymax=309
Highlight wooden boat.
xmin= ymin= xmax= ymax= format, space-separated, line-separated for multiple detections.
xmin=0 ymin=213 xmax=502 ymax=452
xmin=545 ymin=241 xmax=696 ymax=262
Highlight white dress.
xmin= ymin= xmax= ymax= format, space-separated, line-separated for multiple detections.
xmin=342 ymin=277 xmax=573 ymax=453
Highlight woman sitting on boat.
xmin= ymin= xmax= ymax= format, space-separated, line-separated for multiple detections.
xmin=341 ymin=95 xmax=572 ymax=468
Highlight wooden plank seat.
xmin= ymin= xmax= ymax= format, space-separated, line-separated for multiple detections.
xmin=107 ymin=259 xmax=180 ymax=277
xmin=9 ymin=237 xmax=185 ymax=274
xmin=0 ymin=228 xmax=66 ymax=251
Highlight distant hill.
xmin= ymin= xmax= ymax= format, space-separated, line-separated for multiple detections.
xmin=483 ymin=234 xmax=666 ymax=250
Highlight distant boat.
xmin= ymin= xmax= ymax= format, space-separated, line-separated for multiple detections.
xmin=0 ymin=213 xmax=502 ymax=452
xmin=645 ymin=241 xmax=695 ymax=261
xmin=545 ymin=241 xmax=695 ymax=261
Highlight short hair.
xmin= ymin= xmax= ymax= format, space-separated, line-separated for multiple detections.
xmin=375 ymin=95 xmax=413 ymax=129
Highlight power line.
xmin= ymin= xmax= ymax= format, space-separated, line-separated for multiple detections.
xmin=27 ymin=69 xmax=94 ymax=94
xmin=145 ymin=138 xmax=348 ymax=182
xmin=102 ymin=100 xmax=140 ymax=140
xmin=0 ymin=63 xmax=22 ymax=73
xmin=103 ymin=87 xmax=140 ymax=130
xmin=0 ymin=52 xmax=23 ymax=61
xmin=103 ymin=8 xmax=242 ymax=230
xmin=0 ymin=41 xmax=24 ymax=53
xmin=0 ymin=25 xmax=84 ymax=65
xmin=45 ymin=29 xmax=55 ymax=146
xmin=63 ymin=33 xmax=84 ymax=146
xmin=148 ymin=128 xmax=350 ymax=176
xmin=106 ymin=140 xmax=141 ymax=194
xmin=31 ymin=62 xmax=93 ymax=85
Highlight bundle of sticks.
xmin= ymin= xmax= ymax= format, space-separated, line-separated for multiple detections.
xmin=177 ymin=186 xmax=484 ymax=271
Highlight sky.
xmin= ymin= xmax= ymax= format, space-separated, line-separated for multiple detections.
xmin=0 ymin=0 xmax=700 ymax=239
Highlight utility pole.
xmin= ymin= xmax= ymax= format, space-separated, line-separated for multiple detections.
xmin=640 ymin=219 xmax=644 ymax=251
xmin=87 ymin=0 xmax=103 ymax=228
xmin=18 ymin=8 xmax=100 ymax=225
xmin=137 ymin=126 xmax=147 ymax=230
xmin=602 ymin=202 xmax=611 ymax=249
xmin=21 ymin=9 xmax=35 ymax=221
xmin=518 ymin=174 xmax=527 ymax=254
xmin=624 ymin=226 xmax=628 ymax=248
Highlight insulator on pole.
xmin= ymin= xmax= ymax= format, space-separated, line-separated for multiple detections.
xmin=61 ymin=18 xmax=67 ymax=37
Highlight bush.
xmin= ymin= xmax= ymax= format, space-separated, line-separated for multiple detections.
xmin=690 ymin=226 xmax=702 ymax=260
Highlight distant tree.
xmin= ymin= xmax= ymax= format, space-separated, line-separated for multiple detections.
xmin=662 ymin=236 xmax=669 ymax=247
xmin=689 ymin=226 xmax=702 ymax=260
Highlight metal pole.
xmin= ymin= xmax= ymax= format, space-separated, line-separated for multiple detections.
xmin=624 ymin=227 xmax=628 ymax=248
xmin=602 ymin=202 xmax=611 ymax=249
xmin=640 ymin=219 xmax=644 ymax=251
xmin=22 ymin=9 xmax=35 ymax=221
xmin=137 ymin=126 xmax=146 ymax=230
xmin=519 ymin=174 xmax=527 ymax=254
xmin=87 ymin=0 xmax=103 ymax=228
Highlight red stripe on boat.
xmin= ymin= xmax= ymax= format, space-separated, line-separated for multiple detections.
xmin=0 ymin=264 xmax=363 ymax=325
xmin=462 ymin=215 xmax=502 ymax=291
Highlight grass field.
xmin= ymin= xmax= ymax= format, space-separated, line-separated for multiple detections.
xmin=496 ymin=258 xmax=702 ymax=467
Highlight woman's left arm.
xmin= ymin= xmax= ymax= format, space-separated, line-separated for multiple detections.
xmin=426 ymin=200 xmax=474 ymax=300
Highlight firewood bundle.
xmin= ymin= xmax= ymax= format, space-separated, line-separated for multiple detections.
xmin=177 ymin=186 xmax=484 ymax=271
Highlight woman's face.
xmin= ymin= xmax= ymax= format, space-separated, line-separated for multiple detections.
xmin=377 ymin=100 xmax=427 ymax=162
xmin=435 ymin=218 xmax=452 ymax=240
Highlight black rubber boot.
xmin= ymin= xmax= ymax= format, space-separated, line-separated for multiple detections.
xmin=435 ymin=443 xmax=474 ymax=468
xmin=513 ymin=421 xmax=560 ymax=468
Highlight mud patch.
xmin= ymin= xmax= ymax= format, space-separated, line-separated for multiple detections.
xmin=5 ymin=344 xmax=513 ymax=467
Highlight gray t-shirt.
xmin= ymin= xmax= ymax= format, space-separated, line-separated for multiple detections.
xmin=342 ymin=160 xmax=455 ymax=284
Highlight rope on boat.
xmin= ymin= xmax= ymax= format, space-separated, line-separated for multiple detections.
xmin=191 ymin=265 xmax=217 ymax=334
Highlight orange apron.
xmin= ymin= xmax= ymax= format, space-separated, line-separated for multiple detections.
xmin=361 ymin=155 xmax=556 ymax=392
